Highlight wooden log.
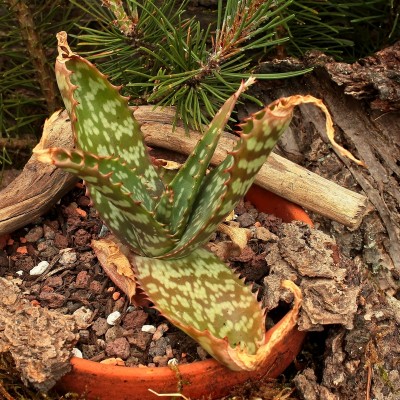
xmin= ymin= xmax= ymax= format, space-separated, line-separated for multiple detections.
xmin=135 ymin=106 xmax=368 ymax=228
xmin=0 ymin=106 xmax=368 ymax=235
xmin=0 ymin=110 xmax=77 ymax=235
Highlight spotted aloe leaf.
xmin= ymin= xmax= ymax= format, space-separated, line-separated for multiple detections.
xmin=55 ymin=31 xmax=164 ymax=199
xmin=160 ymin=98 xmax=295 ymax=258
xmin=154 ymin=78 xmax=255 ymax=237
xmin=35 ymin=147 xmax=176 ymax=257
xmin=98 ymin=240 xmax=302 ymax=372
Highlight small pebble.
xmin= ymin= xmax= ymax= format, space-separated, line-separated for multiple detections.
xmin=79 ymin=329 xmax=90 ymax=344
xmin=237 ymin=212 xmax=256 ymax=227
xmin=74 ymin=229 xmax=91 ymax=246
xmin=14 ymin=256 xmax=34 ymax=272
xmin=43 ymin=224 xmax=56 ymax=239
xmin=25 ymin=226 xmax=44 ymax=242
xmin=165 ymin=345 xmax=173 ymax=359
xmin=92 ymin=318 xmax=109 ymax=336
xmin=255 ymin=226 xmax=278 ymax=242
xmin=126 ymin=331 xmax=152 ymax=351
xmin=82 ymin=344 xmax=97 ymax=359
xmin=37 ymin=240 xmax=59 ymax=258
xmin=112 ymin=292 xmax=121 ymax=301
xmin=72 ymin=348 xmax=83 ymax=358
xmin=105 ymin=325 xmax=125 ymax=342
xmin=73 ymin=306 xmax=94 ymax=329
xmin=59 ymin=248 xmax=77 ymax=265
xmin=148 ymin=337 xmax=169 ymax=357
xmin=75 ymin=270 xmax=90 ymax=288
xmin=152 ymin=323 xmax=169 ymax=341
xmin=39 ymin=291 xmax=66 ymax=308
xmin=29 ymin=260 xmax=49 ymax=276
xmin=113 ymin=297 xmax=125 ymax=312
xmin=15 ymin=270 xmax=23 ymax=276
xmin=99 ymin=224 xmax=109 ymax=238
xmin=16 ymin=246 xmax=28 ymax=254
xmin=105 ymin=337 xmax=130 ymax=360
xmin=89 ymin=280 xmax=103 ymax=293
xmin=45 ymin=275 xmax=63 ymax=288
xmin=141 ymin=324 xmax=156 ymax=334
xmin=100 ymin=357 xmax=125 ymax=366
xmin=125 ymin=356 xmax=139 ymax=367
xmin=153 ymin=355 xmax=169 ymax=366
xmin=54 ymin=233 xmax=68 ymax=249
xmin=106 ymin=310 xmax=121 ymax=326
xmin=122 ymin=310 xmax=148 ymax=330
xmin=168 ymin=358 xmax=178 ymax=366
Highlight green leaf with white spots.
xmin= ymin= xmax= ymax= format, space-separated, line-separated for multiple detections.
xmin=132 ymin=248 xmax=264 ymax=356
xmin=132 ymin=247 xmax=303 ymax=371
xmin=55 ymin=31 xmax=164 ymax=199
xmin=160 ymin=100 xmax=293 ymax=259
xmin=35 ymin=147 xmax=176 ymax=257
xmin=155 ymin=79 xmax=255 ymax=236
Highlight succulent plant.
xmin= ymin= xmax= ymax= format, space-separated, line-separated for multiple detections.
xmin=35 ymin=31 xmax=357 ymax=372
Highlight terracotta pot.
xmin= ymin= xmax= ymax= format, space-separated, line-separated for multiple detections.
xmin=57 ymin=186 xmax=310 ymax=400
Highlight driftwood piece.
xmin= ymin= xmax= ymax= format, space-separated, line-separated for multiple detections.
xmin=136 ymin=106 xmax=368 ymax=228
xmin=0 ymin=106 xmax=368 ymax=235
xmin=0 ymin=110 xmax=77 ymax=235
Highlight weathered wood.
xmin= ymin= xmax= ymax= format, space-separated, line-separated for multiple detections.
xmin=135 ymin=106 xmax=368 ymax=228
xmin=0 ymin=110 xmax=77 ymax=234
xmin=253 ymin=63 xmax=399 ymax=273
xmin=0 ymin=105 xmax=368 ymax=235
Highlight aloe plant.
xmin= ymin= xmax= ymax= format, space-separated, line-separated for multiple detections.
xmin=34 ymin=31 xmax=356 ymax=372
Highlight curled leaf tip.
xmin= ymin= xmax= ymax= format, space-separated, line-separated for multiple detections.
xmin=56 ymin=31 xmax=74 ymax=61
xmin=243 ymin=76 xmax=256 ymax=89
xmin=272 ymin=95 xmax=365 ymax=166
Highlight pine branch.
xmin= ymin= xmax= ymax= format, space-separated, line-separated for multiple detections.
xmin=6 ymin=0 xmax=59 ymax=114
xmin=74 ymin=0 xmax=301 ymax=131
xmin=102 ymin=0 xmax=137 ymax=36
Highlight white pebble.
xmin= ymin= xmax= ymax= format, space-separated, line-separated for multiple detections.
xmin=106 ymin=311 xmax=121 ymax=326
xmin=71 ymin=347 xmax=83 ymax=358
xmin=141 ymin=324 xmax=156 ymax=334
xmin=29 ymin=261 xmax=49 ymax=276
xmin=73 ymin=306 xmax=93 ymax=329
xmin=15 ymin=270 xmax=24 ymax=276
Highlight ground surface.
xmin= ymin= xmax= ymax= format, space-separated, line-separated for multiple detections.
xmin=0 ymin=182 xmax=360 ymax=397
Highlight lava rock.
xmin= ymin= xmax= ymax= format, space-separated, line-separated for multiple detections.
xmin=105 ymin=337 xmax=130 ymax=360
xmin=122 ymin=310 xmax=148 ymax=331
xmin=25 ymin=226 xmax=44 ymax=243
